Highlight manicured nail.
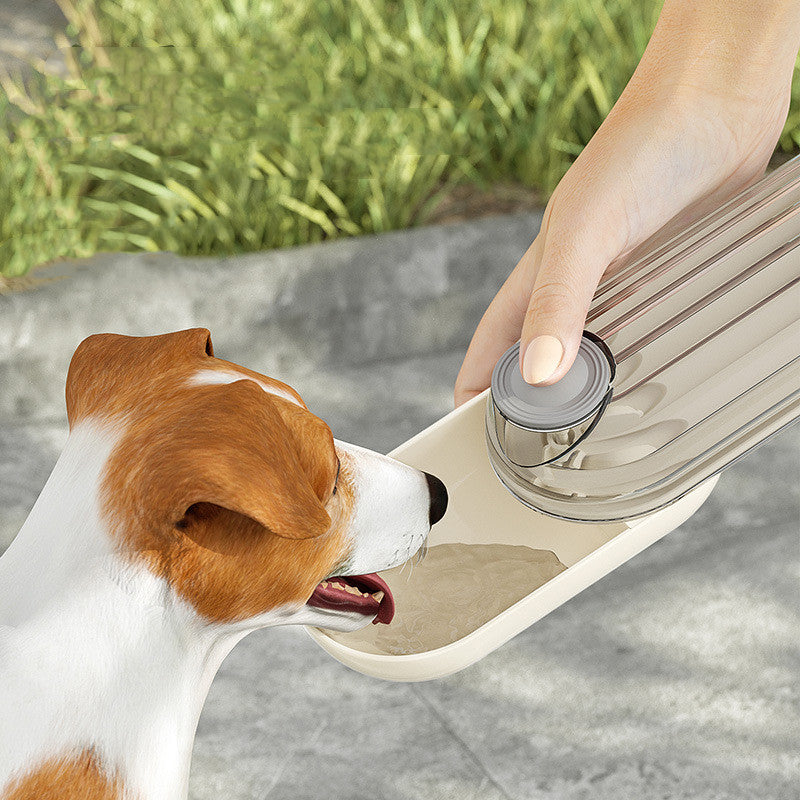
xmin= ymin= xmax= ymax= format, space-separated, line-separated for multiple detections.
xmin=522 ymin=335 xmax=563 ymax=385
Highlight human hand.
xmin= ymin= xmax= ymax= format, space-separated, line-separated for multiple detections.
xmin=454 ymin=0 xmax=800 ymax=407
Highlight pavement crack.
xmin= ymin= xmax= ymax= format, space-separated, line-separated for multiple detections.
xmin=260 ymin=717 xmax=328 ymax=798
xmin=410 ymin=685 xmax=517 ymax=800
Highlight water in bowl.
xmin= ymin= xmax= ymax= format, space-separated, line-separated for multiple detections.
xmin=326 ymin=542 xmax=567 ymax=655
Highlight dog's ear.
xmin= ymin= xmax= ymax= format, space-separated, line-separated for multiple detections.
xmin=122 ymin=379 xmax=331 ymax=540
xmin=271 ymin=399 xmax=339 ymax=503
xmin=66 ymin=328 xmax=214 ymax=428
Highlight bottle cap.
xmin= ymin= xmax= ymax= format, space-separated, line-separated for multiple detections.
xmin=491 ymin=333 xmax=614 ymax=432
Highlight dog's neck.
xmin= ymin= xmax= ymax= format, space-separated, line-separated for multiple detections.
xmin=0 ymin=423 xmax=248 ymax=800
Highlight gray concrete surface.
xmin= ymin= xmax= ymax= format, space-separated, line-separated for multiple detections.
xmin=1 ymin=213 xmax=798 ymax=799
xmin=0 ymin=0 xmax=67 ymax=79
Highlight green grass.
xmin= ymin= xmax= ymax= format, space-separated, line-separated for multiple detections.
xmin=1 ymin=0 xmax=798 ymax=277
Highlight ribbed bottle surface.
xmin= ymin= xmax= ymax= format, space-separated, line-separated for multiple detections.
xmin=486 ymin=156 xmax=800 ymax=521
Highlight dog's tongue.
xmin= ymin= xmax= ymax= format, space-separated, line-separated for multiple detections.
xmin=307 ymin=572 xmax=395 ymax=625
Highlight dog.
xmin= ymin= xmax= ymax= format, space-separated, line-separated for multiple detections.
xmin=0 ymin=328 xmax=447 ymax=800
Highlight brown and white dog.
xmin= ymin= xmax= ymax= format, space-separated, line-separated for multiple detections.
xmin=0 ymin=328 xmax=447 ymax=800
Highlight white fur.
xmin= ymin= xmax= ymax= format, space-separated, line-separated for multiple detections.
xmin=331 ymin=440 xmax=430 ymax=579
xmin=0 ymin=407 xmax=431 ymax=798
xmin=188 ymin=368 xmax=303 ymax=407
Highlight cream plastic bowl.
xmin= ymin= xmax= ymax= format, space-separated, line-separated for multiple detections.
xmin=304 ymin=389 xmax=718 ymax=682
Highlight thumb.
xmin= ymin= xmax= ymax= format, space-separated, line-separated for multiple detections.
xmin=518 ymin=210 xmax=625 ymax=386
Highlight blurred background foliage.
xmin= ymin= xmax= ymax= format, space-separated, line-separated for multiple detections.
xmin=1 ymin=0 xmax=799 ymax=277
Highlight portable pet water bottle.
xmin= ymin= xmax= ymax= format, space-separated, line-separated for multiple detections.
xmin=306 ymin=156 xmax=800 ymax=682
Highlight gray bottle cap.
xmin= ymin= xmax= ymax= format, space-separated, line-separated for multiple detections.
xmin=491 ymin=334 xmax=613 ymax=432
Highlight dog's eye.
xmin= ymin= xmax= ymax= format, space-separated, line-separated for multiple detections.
xmin=332 ymin=457 xmax=341 ymax=496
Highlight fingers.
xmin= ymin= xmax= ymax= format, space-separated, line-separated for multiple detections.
xmin=453 ymin=235 xmax=544 ymax=407
xmin=518 ymin=196 xmax=626 ymax=386
xmin=453 ymin=293 xmax=519 ymax=408
xmin=455 ymin=185 xmax=627 ymax=407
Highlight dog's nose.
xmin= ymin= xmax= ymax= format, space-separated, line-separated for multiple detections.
xmin=423 ymin=472 xmax=448 ymax=526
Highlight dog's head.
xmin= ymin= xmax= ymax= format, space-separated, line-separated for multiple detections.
xmin=65 ymin=328 xmax=446 ymax=632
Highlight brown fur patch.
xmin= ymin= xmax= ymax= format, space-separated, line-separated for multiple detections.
xmin=65 ymin=329 xmax=356 ymax=623
xmin=66 ymin=328 xmax=303 ymax=427
xmin=2 ymin=749 xmax=125 ymax=800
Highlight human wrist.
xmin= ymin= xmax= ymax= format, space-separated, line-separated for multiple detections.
xmin=633 ymin=0 xmax=800 ymax=108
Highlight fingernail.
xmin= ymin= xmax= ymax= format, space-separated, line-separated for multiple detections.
xmin=522 ymin=335 xmax=563 ymax=385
